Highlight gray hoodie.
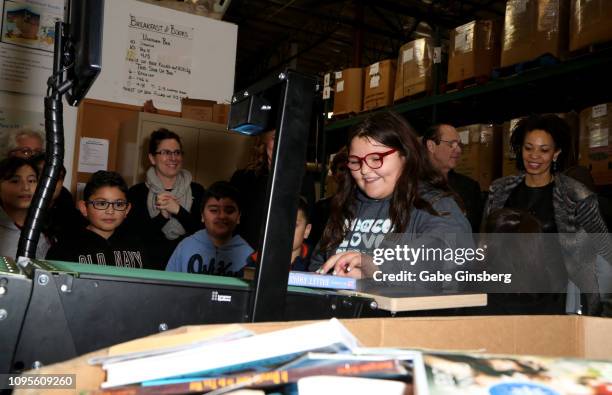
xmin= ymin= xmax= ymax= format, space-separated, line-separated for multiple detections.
xmin=0 ymin=206 xmax=50 ymax=259
xmin=310 ymin=187 xmax=473 ymax=295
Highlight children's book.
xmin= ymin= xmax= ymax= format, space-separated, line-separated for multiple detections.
xmin=288 ymin=271 xmax=356 ymax=290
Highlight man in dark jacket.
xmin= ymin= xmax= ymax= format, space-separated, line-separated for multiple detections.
xmin=423 ymin=124 xmax=483 ymax=231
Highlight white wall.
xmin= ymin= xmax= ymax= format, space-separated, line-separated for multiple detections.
xmin=0 ymin=0 xmax=237 ymax=187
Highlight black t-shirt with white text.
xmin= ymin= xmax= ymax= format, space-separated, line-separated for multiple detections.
xmin=46 ymin=227 xmax=151 ymax=269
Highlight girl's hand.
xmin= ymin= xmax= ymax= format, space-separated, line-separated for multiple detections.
xmin=317 ymin=251 xmax=376 ymax=279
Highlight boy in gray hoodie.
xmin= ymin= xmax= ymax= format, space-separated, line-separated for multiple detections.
xmin=165 ymin=181 xmax=253 ymax=276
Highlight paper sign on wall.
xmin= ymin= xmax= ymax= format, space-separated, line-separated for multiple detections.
xmin=122 ymin=14 xmax=194 ymax=107
xmin=78 ymin=137 xmax=109 ymax=173
xmin=0 ymin=0 xmax=64 ymax=96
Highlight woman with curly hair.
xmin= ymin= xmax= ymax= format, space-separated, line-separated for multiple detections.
xmin=483 ymin=114 xmax=611 ymax=314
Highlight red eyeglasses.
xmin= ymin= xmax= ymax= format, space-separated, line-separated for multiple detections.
xmin=346 ymin=149 xmax=397 ymax=171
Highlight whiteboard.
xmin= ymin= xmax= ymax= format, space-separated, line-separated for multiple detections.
xmin=88 ymin=0 xmax=238 ymax=111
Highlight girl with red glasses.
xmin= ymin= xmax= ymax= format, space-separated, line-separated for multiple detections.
xmin=311 ymin=112 xmax=472 ymax=290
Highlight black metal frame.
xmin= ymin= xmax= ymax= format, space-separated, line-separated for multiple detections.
xmin=229 ymin=70 xmax=318 ymax=322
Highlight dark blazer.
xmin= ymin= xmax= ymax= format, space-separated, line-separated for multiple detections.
xmin=448 ymin=170 xmax=482 ymax=232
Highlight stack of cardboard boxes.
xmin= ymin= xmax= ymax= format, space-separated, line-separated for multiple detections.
xmin=181 ymin=98 xmax=230 ymax=125
xmin=394 ymin=38 xmax=435 ymax=101
xmin=332 ymin=68 xmax=363 ymax=116
xmin=448 ymin=20 xmax=501 ymax=84
xmin=579 ymin=103 xmax=612 ymax=185
xmin=570 ymin=0 xmax=612 ymax=51
xmin=454 ymin=124 xmax=502 ymax=190
xmin=363 ymin=60 xmax=396 ymax=111
xmin=500 ymin=0 xmax=569 ymax=67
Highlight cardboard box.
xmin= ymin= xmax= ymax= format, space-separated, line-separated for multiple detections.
xmin=212 ymin=103 xmax=230 ymax=125
xmin=332 ymin=68 xmax=363 ymax=116
xmin=579 ymin=103 xmax=612 ymax=185
xmin=181 ymin=98 xmax=215 ymax=121
xmin=20 ymin=315 xmax=612 ymax=394
xmin=455 ymin=124 xmax=502 ymax=190
xmin=501 ymin=0 xmax=569 ymax=67
xmin=362 ymin=59 xmax=396 ymax=111
xmin=448 ymin=20 xmax=501 ymax=84
xmin=570 ymin=0 xmax=612 ymax=51
xmin=394 ymin=38 xmax=434 ymax=101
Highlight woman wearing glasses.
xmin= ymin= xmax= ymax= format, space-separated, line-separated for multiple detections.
xmin=310 ymin=112 xmax=471 ymax=292
xmin=0 ymin=157 xmax=50 ymax=258
xmin=125 ymin=128 xmax=205 ymax=269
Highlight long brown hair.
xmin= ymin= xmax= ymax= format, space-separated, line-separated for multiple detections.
xmin=319 ymin=111 xmax=452 ymax=252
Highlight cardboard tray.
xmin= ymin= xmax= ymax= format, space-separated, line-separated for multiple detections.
xmin=14 ymin=315 xmax=612 ymax=394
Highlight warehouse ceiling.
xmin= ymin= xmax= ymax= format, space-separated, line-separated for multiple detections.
xmin=222 ymin=0 xmax=507 ymax=90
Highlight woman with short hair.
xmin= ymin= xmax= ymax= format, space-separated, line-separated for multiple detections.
xmin=125 ymin=128 xmax=205 ymax=269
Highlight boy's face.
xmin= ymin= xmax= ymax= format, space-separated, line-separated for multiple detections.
xmin=0 ymin=165 xmax=37 ymax=211
xmin=78 ymin=186 xmax=130 ymax=233
xmin=292 ymin=209 xmax=311 ymax=251
xmin=202 ymin=197 xmax=240 ymax=240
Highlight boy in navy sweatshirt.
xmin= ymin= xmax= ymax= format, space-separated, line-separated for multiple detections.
xmin=46 ymin=171 xmax=149 ymax=268
xmin=165 ymin=181 xmax=252 ymax=277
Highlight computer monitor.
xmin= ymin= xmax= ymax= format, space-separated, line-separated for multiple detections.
xmin=65 ymin=0 xmax=104 ymax=106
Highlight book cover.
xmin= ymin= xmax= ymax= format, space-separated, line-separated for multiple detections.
xmin=423 ymin=351 xmax=612 ymax=395
xmin=288 ymin=271 xmax=356 ymax=290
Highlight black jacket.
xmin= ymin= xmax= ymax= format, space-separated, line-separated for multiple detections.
xmin=46 ymin=227 xmax=150 ymax=268
xmin=448 ymin=170 xmax=483 ymax=232
xmin=124 ymin=182 xmax=205 ymax=270
xmin=44 ymin=186 xmax=88 ymax=245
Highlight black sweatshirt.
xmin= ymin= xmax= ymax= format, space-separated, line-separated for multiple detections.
xmin=123 ymin=182 xmax=205 ymax=270
xmin=46 ymin=227 xmax=150 ymax=268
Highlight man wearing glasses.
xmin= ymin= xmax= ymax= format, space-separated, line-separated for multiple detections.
xmin=47 ymin=171 xmax=150 ymax=268
xmin=423 ymin=124 xmax=483 ymax=231
xmin=2 ymin=128 xmax=44 ymax=159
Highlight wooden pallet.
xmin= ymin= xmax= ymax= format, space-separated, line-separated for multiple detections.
xmin=440 ymin=75 xmax=490 ymax=93
xmin=492 ymin=54 xmax=560 ymax=79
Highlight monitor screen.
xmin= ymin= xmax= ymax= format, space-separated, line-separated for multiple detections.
xmin=66 ymin=0 xmax=104 ymax=106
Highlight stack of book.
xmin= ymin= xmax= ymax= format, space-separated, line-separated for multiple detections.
xmin=88 ymin=319 xmax=612 ymax=395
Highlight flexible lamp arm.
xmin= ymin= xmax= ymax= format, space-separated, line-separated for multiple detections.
xmin=16 ymin=21 xmax=73 ymax=260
